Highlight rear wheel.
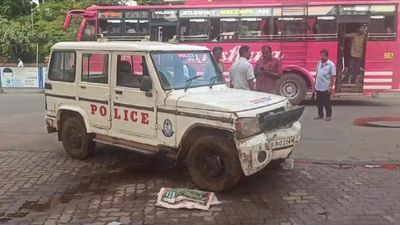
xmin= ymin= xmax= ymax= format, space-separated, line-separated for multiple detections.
xmin=187 ymin=136 xmax=242 ymax=192
xmin=279 ymin=73 xmax=307 ymax=105
xmin=61 ymin=116 xmax=95 ymax=159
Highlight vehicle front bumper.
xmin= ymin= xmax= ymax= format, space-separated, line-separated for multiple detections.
xmin=235 ymin=121 xmax=301 ymax=176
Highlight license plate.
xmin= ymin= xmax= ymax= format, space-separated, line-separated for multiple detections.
xmin=270 ymin=136 xmax=295 ymax=150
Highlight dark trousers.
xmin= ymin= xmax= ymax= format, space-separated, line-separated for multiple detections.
xmin=316 ymin=90 xmax=332 ymax=117
xmin=344 ymin=57 xmax=362 ymax=82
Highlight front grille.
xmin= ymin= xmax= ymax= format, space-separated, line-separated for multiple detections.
xmin=259 ymin=106 xmax=305 ymax=131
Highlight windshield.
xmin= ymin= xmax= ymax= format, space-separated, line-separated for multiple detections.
xmin=151 ymin=51 xmax=224 ymax=90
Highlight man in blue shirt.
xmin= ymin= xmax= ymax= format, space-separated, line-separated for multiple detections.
xmin=314 ymin=49 xmax=336 ymax=121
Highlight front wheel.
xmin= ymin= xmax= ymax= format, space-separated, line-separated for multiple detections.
xmin=61 ymin=116 xmax=95 ymax=159
xmin=187 ymin=136 xmax=242 ymax=192
xmin=278 ymin=73 xmax=307 ymax=105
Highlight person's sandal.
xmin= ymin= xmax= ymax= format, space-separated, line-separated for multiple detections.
xmin=324 ymin=117 xmax=331 ymax=121
xmin=313 ymin=116 xmax=323 ymax=120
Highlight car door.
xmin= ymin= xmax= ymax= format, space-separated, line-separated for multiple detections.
xmin=111 ymin=52 xmax=157 ymax=142
xmin=77 ymin=51 xmax=111 ymax=130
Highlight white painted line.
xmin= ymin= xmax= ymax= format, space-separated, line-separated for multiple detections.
xmin=364 ymin=71 xmax=393 ymax=76
xmin=364 ymin=78 xmax=393 ymax=83
xmin=363 ymin=85 xmax=392 ymax=89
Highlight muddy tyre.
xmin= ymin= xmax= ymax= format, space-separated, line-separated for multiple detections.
xmin=187 ymin=136 xmax=242 ymax=192
xmin=61 ymin=116 xmax=95 ymax=159
xmin=278 ymin=73 xmax=307 ymax=105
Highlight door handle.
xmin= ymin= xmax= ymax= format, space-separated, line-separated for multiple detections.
xmin=80 ymin=85 xmax=86 ymax=89
xmin=115 ymin=90 xmax=123 ymax=95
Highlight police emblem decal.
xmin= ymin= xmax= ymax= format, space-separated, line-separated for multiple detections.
xmin=162 ymin=119 xmax=174 ymax=137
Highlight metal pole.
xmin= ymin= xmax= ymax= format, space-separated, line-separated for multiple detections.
xmin=36 ymin=44 xmax=39 ymax=66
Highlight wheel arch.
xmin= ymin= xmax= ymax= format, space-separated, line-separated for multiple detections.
xmin=56 ymin=106 xmax=92 ymax=140
xmin=283 ymin=65 xmax=314 ymax=90
xmin=176 ymin=124 xmax=235 ymax=164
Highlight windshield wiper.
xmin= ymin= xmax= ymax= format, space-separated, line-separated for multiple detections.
xmin=184 ymin=75 xmax=202 ymax=92
xmin=209 ymin=75 xmax=222 ymax=89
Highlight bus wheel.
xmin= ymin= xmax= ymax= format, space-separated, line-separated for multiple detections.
xmin=187 ymin=136 xmax=242 ymax=192
xmin=61 ymin=116 xmax=95 ymax=159
xmin=279 ymin=73 xmax=307 ymax=105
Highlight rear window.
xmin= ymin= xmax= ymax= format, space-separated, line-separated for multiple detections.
xmin=48 ymin=51 xmax=76 ymax=82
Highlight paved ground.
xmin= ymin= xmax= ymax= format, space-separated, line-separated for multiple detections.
xmin=1 ymin=93 xmax=400 ymax=225
xmin=1 ymin=149 xmax=400 ymax=225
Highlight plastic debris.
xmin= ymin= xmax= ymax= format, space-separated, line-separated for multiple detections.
xmin=107 ymin=222 xmax=121 ymax=225
xmin=282 ymin=158 xmax=295 ymax=170
xmin=155 ymin=188 xmax=220 ymax=210
xmin=364 ymin=164 xmax=382 ymax=168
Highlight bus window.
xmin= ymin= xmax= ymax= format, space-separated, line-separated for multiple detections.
xmin=209 ymin=18 xmax=220 ymax=41
xmin=220 ymin=18 xmax=239 ymax=41
xmin=99 ymin=19 xmax=122 ymax=35
xmin=276 ymin=17 xmax=307 ymax=40
xmin=138 ymin=20 xmax=149 ymax=34
xmin=180 ymin=18 xmax=209 ymax=42
xmin=307 ymin=6 xmax=337 ymax=40
xmin=239 ymin=18 xmax=272 ymax=40
xmin=125 ymin=19 xmax=138 ymax=33
xmin=83 ymin=20 xmax=96 ymax=41
xmin=307 ymin=16 xmax=337 ymax=40
xmin=368 ymin=5 xmax=396 ymax=41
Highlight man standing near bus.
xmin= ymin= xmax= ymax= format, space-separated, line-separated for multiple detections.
xmin=344 ymin=25 xmax=366 ymax=84
xmin=254 ymin=45 xmax=282 ymax=94
xmin=314 ymin=49 xmax=335 ymax=121
xmin=229 ymin=45 xmax=255 ymax=90
xmin=212 ymin=46 xmax=225 ymax=73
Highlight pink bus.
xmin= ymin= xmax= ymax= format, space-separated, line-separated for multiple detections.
xmin=64 ymin=0 xmax=400 ymax=104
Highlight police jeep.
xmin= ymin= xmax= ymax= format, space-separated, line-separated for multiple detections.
xmin=45 ymin=39 xmax=304 ymax=192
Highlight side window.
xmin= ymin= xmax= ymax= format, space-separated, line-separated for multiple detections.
xmin=307 ymin=6 xmax=337 ymax=41
xmin=117 ymin=54 xmax=149 ymax=88
xmin=81 ymin=53 xmax=109 ymax=84
xmin=220 ymin=18 xmax=239 ymax=41
xmin=99 ymin=19 xmax=122 ymax=35
xmin=369 ymin=14 xmax=396 ymax=40
xmin=48 ymin=51 xmax=76 ymax=82
xmin=180 ymin=18 xmax=209 ymax=42
xmin=239 ymin=18 xmax=272 ymax=40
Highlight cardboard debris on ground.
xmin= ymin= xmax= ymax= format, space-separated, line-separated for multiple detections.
xmin=155 ymin=187 xmax=220 ymax=210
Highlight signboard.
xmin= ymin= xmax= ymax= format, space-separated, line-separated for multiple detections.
xmin=179 ymin=8 xmax=272 ymax=18
xmin=151 ymin=10 xmax=178 ymax=22
xmin=125 ymin=11 xmax=149 ymax=18
xmin=0 ymin=67 xmax=39 ymax=88
xmin=98 ymin=11 xmax=122 ymax=18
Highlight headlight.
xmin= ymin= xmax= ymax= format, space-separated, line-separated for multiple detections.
xmin=235 ymin=117 xmax=262 ymax=139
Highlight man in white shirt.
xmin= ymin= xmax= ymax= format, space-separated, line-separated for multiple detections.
xmin=17 ymin=58 xmax=24 ymax=67
xmin=229 ymin=45 xmax=255 ymax=90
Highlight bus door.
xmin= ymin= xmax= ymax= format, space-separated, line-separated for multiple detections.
xmin=336 ymin=15 xmax=369 ymax=93
xmin=150 ymin=25 xmax=177 ymax=42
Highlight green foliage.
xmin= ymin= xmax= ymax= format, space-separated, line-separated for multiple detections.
xmin=0 ymin=0 xmax=126 ymax=63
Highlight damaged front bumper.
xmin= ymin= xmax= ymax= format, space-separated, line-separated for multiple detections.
xmin=235 ymin=121 xmax=301 ymax=176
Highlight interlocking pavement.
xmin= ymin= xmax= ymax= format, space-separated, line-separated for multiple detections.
xmin=1 ymin=147 xmax=400 ymax=225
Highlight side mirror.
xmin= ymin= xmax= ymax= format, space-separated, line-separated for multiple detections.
xmin=140 ymin=76 xmax=152 ymax=92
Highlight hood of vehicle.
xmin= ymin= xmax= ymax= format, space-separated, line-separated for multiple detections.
xmin=174 ymin=88 xmax=287 ymax=112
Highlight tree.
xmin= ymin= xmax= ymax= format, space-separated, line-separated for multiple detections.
xmin=0 ymin=0 xmax=33 ymax=20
